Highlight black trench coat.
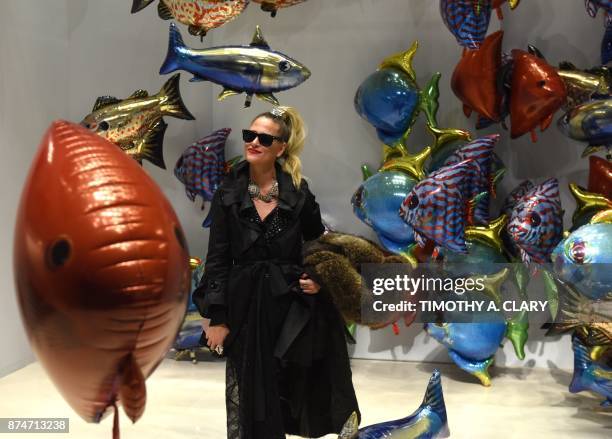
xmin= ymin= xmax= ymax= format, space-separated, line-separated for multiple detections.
xmin=193 ymin=160 xmax=360 ymax=439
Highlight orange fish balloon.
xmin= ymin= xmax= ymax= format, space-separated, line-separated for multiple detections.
xmin=451 ymin=30 xmax=504 ymax=122
xmin=510 ymin=49 xmax=567 ymax=141
xmin=13 ymin=121 xmax=190 ymax=437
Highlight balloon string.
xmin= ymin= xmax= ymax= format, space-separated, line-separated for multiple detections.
xmin=113 ymin=400 xmax=120 ymax=439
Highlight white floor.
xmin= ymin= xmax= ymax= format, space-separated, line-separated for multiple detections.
xmin=0 ymin=357 xmax=610 ymax=438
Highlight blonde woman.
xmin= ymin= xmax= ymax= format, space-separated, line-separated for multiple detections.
xmin=193 ymin=106 xmax=360 ymax=438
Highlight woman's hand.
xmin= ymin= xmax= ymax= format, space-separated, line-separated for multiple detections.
xmin=206 ymin=324 xmax=230 ymax=353
xmin=299 ymin=273 xmax=320 ymax=295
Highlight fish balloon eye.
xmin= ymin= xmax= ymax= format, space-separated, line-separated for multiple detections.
xmin=98 ymin=121 xmax=110 ymax=131
xmin=529 ymin=212 xmax=541 ymax=227
xmin=278 ymin=61 xmax=291 ymax=72
xmin=46 ymin=238 xmax=71 ymax=270
xmin=537 ymin=80 xmax=546 ymax=88
xmin=569 ymin=240 xmax=587 ymax=264
xmin=408 ymin=195 xmax=419 ymax=210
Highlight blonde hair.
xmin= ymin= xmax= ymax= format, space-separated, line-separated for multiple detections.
xmin=253 ymin=106 xmax=306 ymax=188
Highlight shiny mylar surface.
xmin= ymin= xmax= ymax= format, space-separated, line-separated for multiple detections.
xmin=13 ymin=121 xmax=190 ymax=424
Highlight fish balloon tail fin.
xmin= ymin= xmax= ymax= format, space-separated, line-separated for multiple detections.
xmin=420 ymin=369 xmax=449 ymax=427
xmin=135 ymin=119 xmax=168 ymax=169
xmin=337 ymin=411 xmax=359 ymax=439
xmin=158 ymin=73 xmax=195 ymax=120
xmin=571 ymin=334 xmax=592 ymax=382
xmin=160 ymin=23 xmax=186 ymax=75
xmin=131 ymin=0 xmax=155 ymax=13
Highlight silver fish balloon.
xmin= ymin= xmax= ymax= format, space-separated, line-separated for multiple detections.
xmin=558 ymin=97 xmax=612 ymax=157
xmin=159 ymin=22 xmax=311 ymax=107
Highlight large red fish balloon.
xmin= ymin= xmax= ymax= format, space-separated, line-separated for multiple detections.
xmin=451 ymin=30 xmax=504 ymax=122
xmin=13 ymin=121 xmax=190 ymax=437
xmin=509 ymin=49 xmax=567 ymax=141
xmin=588 ymin=155 xmax=612 ymax=199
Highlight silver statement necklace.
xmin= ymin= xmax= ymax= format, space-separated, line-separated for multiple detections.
xmin=248 ymin=179 xmax=279 ymax=203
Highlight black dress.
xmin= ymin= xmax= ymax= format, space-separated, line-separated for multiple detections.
xmin=193 ymin=160 xmax=361 ymax=439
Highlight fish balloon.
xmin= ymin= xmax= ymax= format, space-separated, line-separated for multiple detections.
xmin=80 ymin=73 xmax=195 ymax=169
xmin=352 ymin=171 xmax=416 ymax=255
xmin=588 ymin=155 xmax=612 ymax=200
xmin=440 ymin=0 xmax=493 ymax=50
xmin=451 ymin=31 xmax=504 ymax=124
xmin=558 ymin=97 xmax=612 ymax=157
xmin=338 ymin=370 xmax=449 ymax=438
xmin=585 ymin=0 xmax=612 ymax=25
xmin=253 ymin=0 xmax=307 ymax=17
xmin=425 ymin=318 xmax=507 ymax=386
xmin=130 ymin=0 xmax=249 ymax=38
xmin=570 ymin=335 xmax=612 ymax=407
xmin=507 ymin=178 xmax=563 ymax=265
xmin=159 ymin=23 xmax=311 ymax=107
xmin=552 ymin=222 xmax=612 ymax=300
xmin=399 ymin=159 xmax=485 ymax=254
xmin=174 ymin=128 xmax=234 ymax=227
xmin=510 ymin=49 xmax=567 ymax=141
xmin=13 ymin=121 xmax=190 ymax=433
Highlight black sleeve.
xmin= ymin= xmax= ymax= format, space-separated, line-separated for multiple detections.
xmin=192 ymin=188 xmax=231 ymax=326
xmin=299 ymin=179 xmax=325 ymax=241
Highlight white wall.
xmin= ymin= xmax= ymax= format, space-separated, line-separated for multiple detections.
xmin=0 ymin=0 xmax=602 ymax=376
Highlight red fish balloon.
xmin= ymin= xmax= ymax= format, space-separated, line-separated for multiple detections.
xmin=510 ymin=49 xmax=567 ymax=140
xmin=588 ymin=155 xmax=612 ymax=199
xmin=13 ymin=121 xmax=190 ymax=437
xmin=452 ymin=30 xmax=504 ymax=122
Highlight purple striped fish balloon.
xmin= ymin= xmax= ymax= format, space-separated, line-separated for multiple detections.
xmin=399 ymin=159 xmax=484 ymax=254
xmin=442 ymin=134 xmax=499 ymax=225
xmin=507 ymin=178 xmax=563 ymax=265
xmin=440 ymin=0 xmax=493 ymax=49
xmin=174 ymin=128 xmax=231 ymax=227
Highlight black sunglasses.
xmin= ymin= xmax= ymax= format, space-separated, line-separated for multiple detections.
xmin=242 ymin=129 xmax=283 ymax=147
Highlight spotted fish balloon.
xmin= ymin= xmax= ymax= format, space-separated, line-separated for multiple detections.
xmin=399 ymin=159 xmax=484 ymax=254
xmin=131 ymin=0 xmax=249 ymax=38
xmin=507 ymin=179 xmax=563 ymax=265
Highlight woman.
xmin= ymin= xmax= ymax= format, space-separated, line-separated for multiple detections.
xmin=193 ymin=106 xmax=361 ymax=438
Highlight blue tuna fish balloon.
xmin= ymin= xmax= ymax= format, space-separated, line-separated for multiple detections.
xmin=552 ymin=222 xmax=612 ymax=300
xmin=352 ymin=171 xmax=416 ymax=254
xmin=338 ymin=370 xmax=449 ymax=439
xmin=507 ymin=178 xmax=563 ymax=265
xmin=399 ymin=159 xmax=485 ymax=254
xmin=174 ymin=128 xmax=232 ymax=227
xmin=425 ymin=318 xmax=506 ymax=386
xmin=441 ymin=134 xmax=499 ymax=225
xmin=160 ymin=23 xmax=311 ymax=107
xmin=440 ymin=0 xmax=492 ymax=49
xmin=569 ymin=334 xmax=612 ymax=406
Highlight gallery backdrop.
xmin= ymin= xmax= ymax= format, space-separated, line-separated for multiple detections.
xmin=0 ymin=0 xmax=602 ymax=376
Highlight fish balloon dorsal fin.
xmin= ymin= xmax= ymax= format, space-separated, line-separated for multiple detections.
xmin=527 ymin=44 xmax=545 ymax=60
xmin=250 ymin=26 xmax=270 ymax=49
xmin=129 ymin=89 xmax=149 ymax=99
xmin=92 ymin=96 xmax=121 ymax=112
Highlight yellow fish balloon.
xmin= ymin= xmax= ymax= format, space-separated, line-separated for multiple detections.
xmin=253 ymin=0 xmax=308 ymax=17
xmin=131 ymin=0 xmax=249 ymax=38
xmin=80 ymin=74 xmax=195 ymax=169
